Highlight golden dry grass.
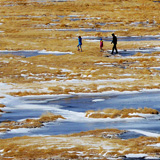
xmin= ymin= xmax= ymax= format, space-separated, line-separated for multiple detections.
xmin=86 ymin=107 xmax=159 ymax=119
xmin=0 ymin=0 xmax=159 ymax=96
xmin=0 ymin=128 xmax=159 ymax=159
xmin=70 ymin=128 xmax=126 ymax=138
xmin=39 ymin=111 xmax=65 ymax=122
xmin=0 ymin=112 xmax=65 ymax=133
xmin=0 ymin=1 xmax=160 ymax=159
xmin=0 ymin=49 xmax=159 ymax=96
xmin=0 ymin=104 xmax=5 ymax=113
xmin=0 ymin=0 xmax=159 ymax=51
xmin=0 ymin=104 xmax=5 ymax=108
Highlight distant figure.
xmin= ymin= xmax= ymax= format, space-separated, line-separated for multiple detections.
xmin=111 ymin=33 xmax=118 ymax=54
xmin=77 ymin=36 xmax=82 ymax=52
xmin=100 ymin=38 xmax=104 ymax=51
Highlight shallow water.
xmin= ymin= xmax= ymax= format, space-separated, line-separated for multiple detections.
xmin=1 ymin=91 xmax=160 ymax=139
xmin=0 ymin=42 xmax=159 ymax=58
xmin=109 ymin=48 xmax=160 ymax=56
xmin=56 ymin=28 xmax=116 ymax=32
xmin=84 ymin=35 xmax=160 ymax=42
xmin=0 ymin=50 xmax=73 ymax=57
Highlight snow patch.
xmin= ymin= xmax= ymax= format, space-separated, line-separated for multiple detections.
xmin=126 ymin=153 xmax=148 ymax=158
xmin=92 ymin=99 xmax=105 ymax=102
xmin=148 ymin=143 xmax=160 ymax=147
xmin=38 ymin=50 xmax=74 ymax=55
xmin=129 ymin=129 xmax=160 ymax=137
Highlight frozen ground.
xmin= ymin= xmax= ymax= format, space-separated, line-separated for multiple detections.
xmin=0 ymin=50 xmax=74 ymax=57
xmin=0 ymin=47 xmax=159 ymax=57
xmin=107 ymin=47 xmax=160 ymax=56
xmin=83 ymin=35 xmax=160 ymax=41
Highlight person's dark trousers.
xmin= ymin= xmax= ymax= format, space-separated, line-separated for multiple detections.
xmin=111 ymin=44 xmax=118 ymax=54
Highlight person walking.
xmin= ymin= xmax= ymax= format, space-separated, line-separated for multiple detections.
xmin=77 ymin=36 xmax=82 ymax=52
xmin=100 ymin=38 xmax=104 ymax=52
xmin=111 ymin=33 xmax=118 ymax=54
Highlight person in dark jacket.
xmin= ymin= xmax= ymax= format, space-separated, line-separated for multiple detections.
xmin=111 ymin=33 xmax=118 ymax=54
xmin=77 ymin=36 xmax=82 ymax=52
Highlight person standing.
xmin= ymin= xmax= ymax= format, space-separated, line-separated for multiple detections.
xmin=77 ymin=36 xmax=82 ymax=52
xmin=100 ymin=38 xmax=104 ymax=52
xmin=111 ymin=33 xmax=118 ymax=54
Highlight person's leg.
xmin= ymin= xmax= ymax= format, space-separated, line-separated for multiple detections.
xmin=111 ymin=45 xmax=114 ymax=54
xmin=101 ymin=46 xmax=103 ymax=51
xmin=115 ymin=44 xmax=118 ymax=53
xmin=80 ymin=45 xmax=82 ymax=52
xmin=77 ymin=44 xmax=80 ymax=51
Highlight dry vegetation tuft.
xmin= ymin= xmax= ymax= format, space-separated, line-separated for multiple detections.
xmin=70 ymin=128 xmax=126 ymax=139
xmin=0 ymin=104 xmax=5 ymax=113
xmin=0 ymin=112 xmax=65 ymax=133
xmin=0 ymin=104 xmax=5 ymax=108
xmin=39 ymin=111 xmax=65 ymax=122
xmin=86 ymin=107 xmax=159 ymax=119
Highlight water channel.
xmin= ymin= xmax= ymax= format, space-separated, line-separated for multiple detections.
xmin=0 ymin=91 xmax=160 ymax=139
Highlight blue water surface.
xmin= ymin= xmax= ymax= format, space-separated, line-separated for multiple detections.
xmin=0 ymin=91 xmax=160 ymax=139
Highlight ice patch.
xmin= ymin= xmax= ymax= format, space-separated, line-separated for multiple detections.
xmin=145 ymin=157 xmax=160 ymax=159
xmin=49 ymin=67 xmax=57 ymax=70
xmin=0 ymin=149 xmax=4 ymax=156
xmin=61 ymin=69 xmax=71 ymax=72
xmin=0 ymin=50 xmax=74 ymax=57
xmin=85 ymin=40 xmax=99 ymax=42
xmin=126 ymin=153 xmax=148 ymax=158
xmin=21 ymin=94 xmax=73 ymax=101
xmin=0 ymin=83 xmax=13 ymax=96
xmin=92 ymin=99 xmax=105 ymax=102
xmin=150 ymin=67 xmax=160 ymax=70
xmin=19 ymin=60 xmax=29 ymax=63
xmin=148 ymin=143 xmax=160 ymax=147
xmin=129 ymin=129 xmax=160 ymax=137
xmin=38 ymin=50 xmax=74 ymax=55
xmin=129 ymin=113 xmax=159 ymax=119
xmin=64 ymin=78 xmax=137 ymax=84
xmin=8 ymin=128 xmax=31 ymax=133
xmin=4 ymin=103 xmax=63 ymax=111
